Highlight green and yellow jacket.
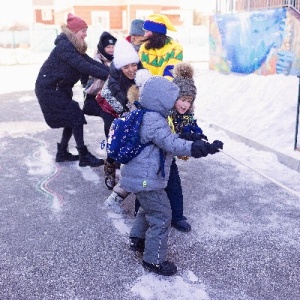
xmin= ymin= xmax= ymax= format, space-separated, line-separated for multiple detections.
xmin=139 ymin=39 xmax=183 ymax=81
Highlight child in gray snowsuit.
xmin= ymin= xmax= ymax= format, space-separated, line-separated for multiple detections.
xmin=119 ymin=76 xmax=223 ymax=276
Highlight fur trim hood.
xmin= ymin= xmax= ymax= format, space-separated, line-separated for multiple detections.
xmin=59 ymin=24 xmax=88 ymax=54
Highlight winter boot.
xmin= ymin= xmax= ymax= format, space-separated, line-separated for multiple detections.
xmin=76 ymin=146 xmax=104 ymax=167
xmin=142 ymin=260 xmax=177 ymax=276
xmin=129 ymin=237 xmax=145 ymax=253
xmin=55 ymin=143 xmax=79 ymax=162
xmin=104 ymin=161 xmax=118 ymax=189
xmin=104 ymin=191 xmax=124 ymax=213
xmin=171 ymin=219 xmax=191 ymax=232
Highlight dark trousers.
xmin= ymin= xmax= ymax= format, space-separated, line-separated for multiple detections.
xmin=135 ymin=158 xmax=185 ymax=223
xmin=165 ymin=158 xmax=184 ymax=223
xmin=83 ymin=94 xmax=115 ymax=138
xmin=60 ymin=126 xmax=84 ymax=148
xmin=83 ymin=94 xmax=116 ymax=162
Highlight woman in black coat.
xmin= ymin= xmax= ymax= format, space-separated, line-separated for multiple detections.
xmin=35 ymin=13 xmax=109 ymax=167
xmin=98 ymin=38 xmax=144 ymax=189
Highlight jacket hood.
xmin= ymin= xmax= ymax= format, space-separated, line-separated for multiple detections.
xmin=97 ymin=31 xmax=117 ymax=61
xmin=139 ymin=76 xmax=179 ymax=117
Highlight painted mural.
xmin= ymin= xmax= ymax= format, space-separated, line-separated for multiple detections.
xmin=209 ymin=8 xmax=300 ymax=75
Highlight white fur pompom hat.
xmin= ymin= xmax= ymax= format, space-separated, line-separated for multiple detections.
xmin=134 ymin=69 xmax=152 ymax=92
xmin=113 ymin=38 xmax=140 ymax=69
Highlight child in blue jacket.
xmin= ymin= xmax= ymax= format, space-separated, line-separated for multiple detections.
xmin=119 ymin=75 xmax=223 ymax=276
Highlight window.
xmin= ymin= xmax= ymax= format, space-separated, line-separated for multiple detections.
xmin=91 ymin=11 xmax=109 ymax=30
xmin=41 ymin=9 xmax=52 ymax=21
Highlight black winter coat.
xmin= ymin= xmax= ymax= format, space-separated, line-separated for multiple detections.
xmin=35 ymin=27 xmax=110 ymax=129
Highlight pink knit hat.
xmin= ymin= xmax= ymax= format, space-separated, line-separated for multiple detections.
xmin=66 ymin=13 xmax=88 ymax=33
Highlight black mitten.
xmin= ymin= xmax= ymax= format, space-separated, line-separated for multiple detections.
xmin=191 ymin=140 xmax=210 ymax=158
xmin=180 ymin=132 xmax=208 ymax=141
xmin=191 ymin=140 xmax=223 ymax=158
xmin=208 ymin=140 xmax=224 ymax=154
xmin=198 ymin=133 xmax=208 ymax=141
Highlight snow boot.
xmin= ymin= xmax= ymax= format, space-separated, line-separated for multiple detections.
xmin=129 ymin=237 xmax=145 ymax=253
xmin=142 ymin=260 xmax=177 ymax=276
xmin=55 ymin=143 xmax=79 ymax=162
xmin=104 ymin=191 xmax=124 ymax=213
xmin=76 ymin=146 xmax=104 ymax=167
xmin=171 ymin=219 xmax=191 ymax=232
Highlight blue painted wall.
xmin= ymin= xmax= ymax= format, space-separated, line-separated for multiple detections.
xmin=209 ymin=8 xmax=300 ymax=75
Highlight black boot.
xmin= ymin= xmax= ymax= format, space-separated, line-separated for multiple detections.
xmin=55 ymin=143 xmax=79 ymax=162
xmin=142 ymin=260 xmax=177 ymax=276
xmin=76 ymin=146 xmax=104 ymax=167
xmin=129 ymin=237 xmax=145 ymax=253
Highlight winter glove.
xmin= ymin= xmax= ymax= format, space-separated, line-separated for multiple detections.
xmin=191 ymin=140 xmax=224 ymax=158
xmin=179 ymin=132 xmax=208 ymax=141
xmin=212 ymin=140 xmax=223 ymax=150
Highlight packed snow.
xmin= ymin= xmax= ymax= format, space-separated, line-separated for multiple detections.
xmin=1 ymin=46 xmax=300 ymax=299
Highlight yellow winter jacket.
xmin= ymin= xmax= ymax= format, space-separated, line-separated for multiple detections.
xmin=139 ymin=39 xmax=183 ymax=81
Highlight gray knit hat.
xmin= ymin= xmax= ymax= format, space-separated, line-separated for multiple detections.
xmin=172 ymin=62 xmax=197 ymax=101
xmin=129 ymin=19 xmax=145 ymax=36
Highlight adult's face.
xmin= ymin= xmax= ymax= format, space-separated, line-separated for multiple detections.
xmin=74 ymin=28 xmax=87 ymax=40
xmin=131 ymin=35 xmax=145 ymax=46
xmin=121 ymin=63 xmax=138 ymax=80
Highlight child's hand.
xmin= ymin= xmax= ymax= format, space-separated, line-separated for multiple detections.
xmin=180 ymin=132 xmax=208 ymax=141
xmin=198 ymin=133 xmax=208 ymax=141
xmin=191 ymin=140 xmax=223 ymax=158
xmin=209 ymin=140 xmax=223 ymax=154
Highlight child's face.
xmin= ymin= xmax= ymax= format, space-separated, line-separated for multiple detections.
xmin=174 ymin=96 xmax=193 ymax=114
xmin=104 ymin=45 xmax=114 ymax=56
xmin=121 ymin=63 xmax=138 ymax=80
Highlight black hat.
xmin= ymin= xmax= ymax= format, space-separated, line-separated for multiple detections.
xmin=97 ymin=31 xmax=117 ymax=61
xmin=102 ymin=35 xmax=117 ymax=48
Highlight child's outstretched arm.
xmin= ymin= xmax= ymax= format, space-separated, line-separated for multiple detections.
xmin=179 ymin=132 xmax=208 ymax=141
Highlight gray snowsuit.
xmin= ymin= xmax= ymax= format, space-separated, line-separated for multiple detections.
xmin=119 ymin=76 xmax=193 ymax=265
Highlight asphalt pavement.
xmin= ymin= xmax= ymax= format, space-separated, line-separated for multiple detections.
xmin=1 ymin=90 xmax=300 ymax=300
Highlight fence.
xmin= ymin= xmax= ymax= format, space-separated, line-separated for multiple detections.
xmin=216 ymin=0 xmax=300 ymax=13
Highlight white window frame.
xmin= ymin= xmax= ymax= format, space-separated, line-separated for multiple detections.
xmin=91 ymin=11 xmax=110 ymax=31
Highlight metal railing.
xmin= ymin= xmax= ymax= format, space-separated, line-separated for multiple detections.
xmin=216 ymin=0 xmax=300 ymax=13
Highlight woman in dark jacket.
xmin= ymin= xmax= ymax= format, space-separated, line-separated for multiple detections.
xmin=35 ymin=13 xmax=109 ymax=167
xmin=99 ymin=38 xmax=144 ymax=189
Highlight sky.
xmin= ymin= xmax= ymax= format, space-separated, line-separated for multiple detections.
xmin=1 ymin=48 xmax=300 ymax=298
xmin=0 ymin=0 xmax=32 ymax=27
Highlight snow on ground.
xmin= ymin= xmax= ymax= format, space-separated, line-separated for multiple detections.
xmin=1 ymin=47 xmax=300 ymax=299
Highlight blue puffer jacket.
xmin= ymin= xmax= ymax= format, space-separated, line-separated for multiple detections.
xmin=35 ymin=26 xmax=109 ymax=129
xmin=119 ymin=76 xmax=193 ymax=193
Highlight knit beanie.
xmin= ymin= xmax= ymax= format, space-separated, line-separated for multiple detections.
xmin=101 ymin=33 xmax=117 ymax=48
xmin=113 ymin=38 xmax=140 ymax=69
xmin=129 ymin=19 xmax=145 ymax=36
xmin=143 ymin=14 xmax=176 ymax=35
xmin=172 ymin=62 xmax=197 ymax=101
xmin=66 ymin=13 xmax=88 ymax=33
